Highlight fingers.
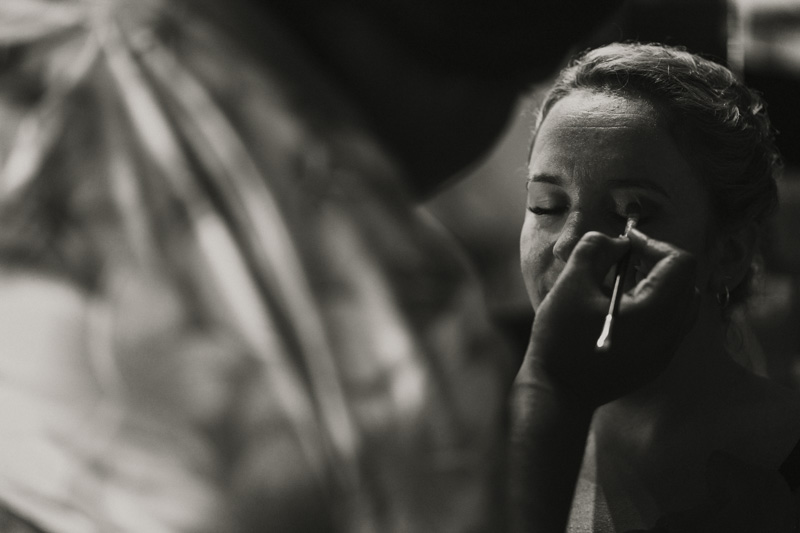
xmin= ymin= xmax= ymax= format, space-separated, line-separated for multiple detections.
xmin=624 ymin=229 xmax=700 ymax=344
xmin=627 ymin=228 xmax=697 ymax=304
xmin=563 ymin=231 xmax=630 ymax=284
xmin=527 ymin=228 xmax=700 ymax=407
xmin=628 ymin=227 xmax=681 ymax=263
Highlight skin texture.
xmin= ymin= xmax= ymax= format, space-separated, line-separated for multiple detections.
xmin=521 ymin=90 xmax=717 ymax=312
xmin=519 ymin=89 xmax=800 ymax=529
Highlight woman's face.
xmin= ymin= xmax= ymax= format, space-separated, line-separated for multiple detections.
xmin=521 ymin=90 xmax=716 ymax=311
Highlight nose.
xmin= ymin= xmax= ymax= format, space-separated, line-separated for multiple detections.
xmin=552 ymin=211 xmax=590 ymax=263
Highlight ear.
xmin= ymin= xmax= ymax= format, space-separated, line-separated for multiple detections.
xmin=711 ymin=223 xmax=759 ymax=293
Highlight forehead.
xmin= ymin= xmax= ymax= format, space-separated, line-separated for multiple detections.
xmin=529 ymin=90 xmax=698 ymax=200
xmin=534 ymin=90 xmax=666 ymax=148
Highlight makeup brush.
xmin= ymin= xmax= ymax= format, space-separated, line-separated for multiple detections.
xmin=595 ymin=202 xmax=641 ymax=352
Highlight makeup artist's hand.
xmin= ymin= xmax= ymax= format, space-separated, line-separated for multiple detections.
xmin=523 ymin=229 xmax=699 ymax=409
xmin=508 ymin=230 xmax=697 ymax=532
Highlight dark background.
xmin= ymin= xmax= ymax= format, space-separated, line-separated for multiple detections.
xmin=427 ymin=0 xmax=800 ymax=387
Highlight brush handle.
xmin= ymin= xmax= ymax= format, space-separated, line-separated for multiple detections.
xmin=595 ymin=213 xmax=638 ymax=352
xmin=595 ymin=251 xmax=630 ymax=352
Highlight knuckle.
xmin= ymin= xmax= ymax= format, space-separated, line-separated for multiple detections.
xmin=576 ymin=231 xmax=610 ymax=251
xmin=672 ymin=249 xmax=698 ymax=273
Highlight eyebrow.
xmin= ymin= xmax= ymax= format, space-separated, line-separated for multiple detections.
xmin=527 ymin=173 xmax=672 ymax=200
xmin=527 ymin=173 xmax=564 ymax=186
xmin=606 ymin=178 xmax=672 ymax=200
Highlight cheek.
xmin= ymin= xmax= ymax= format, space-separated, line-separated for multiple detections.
xmin=520 ymin=219 xmax=555 ymax=308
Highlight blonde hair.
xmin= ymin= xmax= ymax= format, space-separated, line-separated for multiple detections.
xmin=533 ymin=42 xmax=782 ymax=307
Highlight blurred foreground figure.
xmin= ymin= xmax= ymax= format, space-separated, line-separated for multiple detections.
xmin=0 ymin=0 xmax=632 ymax=531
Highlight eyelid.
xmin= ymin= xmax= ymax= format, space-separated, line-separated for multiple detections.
xmin=528 ymin=195 xmax=569 ymax=214
xmin=529 ymin=205 xmax=567 ymax=215
xmin=528 ymin=181 xmax=569 ymax=201
xmin=613 ymin=195 xmax=655 ymax=215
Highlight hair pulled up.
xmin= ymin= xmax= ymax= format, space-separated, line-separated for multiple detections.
xmin=534 ymin=42 xmax=782 ymax=307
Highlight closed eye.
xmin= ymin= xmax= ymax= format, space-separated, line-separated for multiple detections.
xmin=529 ymin=206 xmax=567 ymax=216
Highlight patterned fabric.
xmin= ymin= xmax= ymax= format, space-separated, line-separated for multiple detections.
xmin=0 ymin=506 xmax=48 ymax=533
xmin=0 ymin=1 xmax=508 ymax=532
